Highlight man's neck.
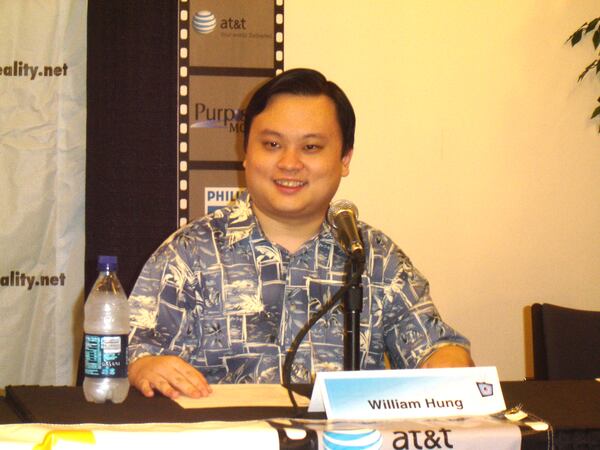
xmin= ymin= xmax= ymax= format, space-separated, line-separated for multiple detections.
xmin=252 ymin=208 xmax=324 ymax=254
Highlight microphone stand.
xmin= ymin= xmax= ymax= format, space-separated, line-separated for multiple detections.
xmin=282 ymin=232 xmax=365 ymax=414
xmin=344 ymin=255 xmax=364 ymax=371
xmin=282 ymin=273 xmax=358 ymax=415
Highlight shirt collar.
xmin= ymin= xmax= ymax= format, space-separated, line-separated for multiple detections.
xmin=222 ymin=190 xmax=344 ymax=255
xmin=221 ymin=191 xmax=257 ymax=247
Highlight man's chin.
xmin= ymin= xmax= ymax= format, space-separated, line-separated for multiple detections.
xmin=260 ymin=206 xmax=326 ymax=223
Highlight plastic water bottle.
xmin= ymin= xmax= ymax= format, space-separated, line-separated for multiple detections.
xmin=83 ymin=255 xmax=130 ymax=403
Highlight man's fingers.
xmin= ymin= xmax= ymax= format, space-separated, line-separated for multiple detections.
xmin=152 ymin=378 xmax=181 ymax=399
xmin=128 ymin=355 xmax=212 ymax=399
xmin=180 ymin=366 xmax=212 ymax=395
xmin=167 ymin=375 xmax=203 ymax=398
xmin=131 ymin=372 xmax=172 ymax=399
xmin=165 ymin=357 xmax=212 ymax=397
xmin=139 ymin=371 xmax=186 ymax=399
xmin=137 ymin=378 xmax=155 ymax=398
xmin=171 ymin=366 xmax=211 ymax=398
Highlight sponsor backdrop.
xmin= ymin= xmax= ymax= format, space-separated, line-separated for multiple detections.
xmin=0 ymin=1 xmax=87 ymax=386
xmin=178 ymin=0 xmax=283 ymax=224
xmin=86 ymin=0 xmax=282 ymax=304
xmin=82 ymin=1 xmax=281 ymax=383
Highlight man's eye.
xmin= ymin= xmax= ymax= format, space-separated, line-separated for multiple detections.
xmin=304 ymin=144 xmax=322 ymax=151
xmin=264 ymin=141 xmax=280 ymax=149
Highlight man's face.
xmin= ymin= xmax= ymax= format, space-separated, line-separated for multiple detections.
xmin=244 ymin=93 xmax=352 ymax=227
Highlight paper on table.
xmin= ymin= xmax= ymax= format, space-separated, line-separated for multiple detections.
xmin=174 ymin=384 xmax=310 ymax=409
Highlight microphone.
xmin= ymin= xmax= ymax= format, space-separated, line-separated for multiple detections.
xmin=327 ymin=199 xmax=365 ymax=260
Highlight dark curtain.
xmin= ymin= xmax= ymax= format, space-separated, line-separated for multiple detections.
xmin=86 ymin=0 xmax=178 ymax=296
xmin=80 ymin=1 xmax=178 ymax=383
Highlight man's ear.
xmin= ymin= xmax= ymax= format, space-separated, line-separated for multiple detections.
xmin=341 ymin=148 xmax=353 ymax=177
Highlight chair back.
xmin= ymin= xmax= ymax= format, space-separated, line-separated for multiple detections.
xmin=532 ymin=303 xmax=600 ymax=380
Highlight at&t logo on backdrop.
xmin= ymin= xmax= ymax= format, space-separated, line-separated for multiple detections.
xmin=192 ymin=10 xmax=217 ymax=34
xmin=192 ymin=10 xmax=250 ymax=36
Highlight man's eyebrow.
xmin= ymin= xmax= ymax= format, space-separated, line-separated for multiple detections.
xmin=258 ymin=129 xmax=327 ymax=139
xmin=257 ymin=129 xmax=283 ymax=137
xmin=301 ymin=133 xmax=326 ymax=139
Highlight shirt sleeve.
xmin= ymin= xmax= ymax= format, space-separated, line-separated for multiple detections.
xmin=128 ymin=230 xmax=200 ymax=364
xmin=382 ymin=246 xmax=470 ymax=369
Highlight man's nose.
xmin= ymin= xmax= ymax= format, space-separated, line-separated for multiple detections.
xmin=277 ymin=148 xmax=304 ymax=171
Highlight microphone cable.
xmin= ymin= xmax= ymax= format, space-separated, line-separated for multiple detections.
xmin=282 ymin=269 xmax=362 ymax=417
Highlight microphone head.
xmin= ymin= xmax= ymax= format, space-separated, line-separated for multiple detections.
xmin=327 ymin=199 xmax=359 ymax=228
xmin=327 ymin=199 xmax=364 ymax=261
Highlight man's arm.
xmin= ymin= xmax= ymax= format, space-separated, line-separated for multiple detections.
xmin=128 ymin=231 xmax=209 ymax=399
xmin=380 ymin=239 xmax=473 ymax=369
xmin=419 ymin=345 xmax=475 ymax=368
xmin=128 ymin=355 xmax=212 ymax=399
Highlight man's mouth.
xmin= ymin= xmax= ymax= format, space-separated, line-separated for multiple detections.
xmin=274 ymin=179 xmax=306 ymax=188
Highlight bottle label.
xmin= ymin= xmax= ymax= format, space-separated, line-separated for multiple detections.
xmin=84 ymin=334 xmax=128 ymax=378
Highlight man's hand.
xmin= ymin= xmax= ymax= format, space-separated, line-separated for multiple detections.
xmin=419 ymin=345 xmax=475 ymax=369
xmin=128 ymin=355 xmax=212 ymax=399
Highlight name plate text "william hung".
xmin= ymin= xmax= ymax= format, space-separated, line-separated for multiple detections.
xmin=308 ymin=366 xmax=505 ymax=420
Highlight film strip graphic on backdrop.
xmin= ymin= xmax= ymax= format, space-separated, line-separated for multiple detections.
xmin=177 ymin=0 xmax=284 ymax=226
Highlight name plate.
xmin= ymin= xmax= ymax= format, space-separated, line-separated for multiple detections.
xmin=308 ymin=366 xmax=505 ymax=420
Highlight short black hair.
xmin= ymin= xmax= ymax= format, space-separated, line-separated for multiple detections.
xmin=243 ymin=68 xmax=355 ymax=157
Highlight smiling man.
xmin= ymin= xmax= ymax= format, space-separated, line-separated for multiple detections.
xmin=243 ymin=92 xmax=352 ymax=254
xmin=127 ymin=69 xmax=473 ymax=400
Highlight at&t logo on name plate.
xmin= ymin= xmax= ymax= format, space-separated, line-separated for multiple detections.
xmin=323 ymin=429 xmax=382 ymax=450
xmin=205 ymin=187 xmax=244 ymax=214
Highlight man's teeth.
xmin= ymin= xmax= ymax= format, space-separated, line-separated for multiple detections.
xmin=275 ymin=180 xmax=305 ymax=187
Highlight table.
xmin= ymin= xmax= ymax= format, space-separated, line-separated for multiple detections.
xmin=0 ymin=398 xmax=20 ymax=424
xmin=5 ymin=385 xmax=316 ymax=424
xmin=3 ymin=381 xmax=600 ymax=449
xmin=502 ymin=380 xmax=600 ymax=449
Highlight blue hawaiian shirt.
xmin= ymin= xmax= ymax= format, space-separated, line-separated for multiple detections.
xmin=128 ymin=191 xmax=469 ymax=383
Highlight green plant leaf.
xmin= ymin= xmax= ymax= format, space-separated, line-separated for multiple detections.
xmin=571 ymin=29 xmax=584 ymax=46
xmin=578 ymin=59 xmax=599 ymax=81
xmin=594 ymin=29 xmax=600 ymax=49
xmin=566 ymin=24 xmax=586 ymax=44
xmin=585 ymin=18 xmax=600 ymax=33
xmin=591 ymin=105 xmax=600 ymax=119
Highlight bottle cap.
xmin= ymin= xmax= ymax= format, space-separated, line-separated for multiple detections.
xmin=97 ymin=255 xmax=118 ymax=272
